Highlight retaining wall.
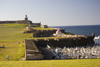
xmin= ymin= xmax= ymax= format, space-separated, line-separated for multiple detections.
xmin=34 ymin=36 xmax=94 ymax=48
xmin=25 ymin=39 xmax=44 ymax=60
xmin=25 ymin=36 xmax=94 ymax=60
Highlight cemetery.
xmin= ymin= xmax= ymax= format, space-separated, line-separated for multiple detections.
xmin=25 ymin=34 xmax=95 ymax=60
xmin=47 ymin=44 xmax=100 ymax=59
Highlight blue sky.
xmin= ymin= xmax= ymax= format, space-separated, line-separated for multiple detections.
xmin=0 ymin=0 xmax=100 ymax=26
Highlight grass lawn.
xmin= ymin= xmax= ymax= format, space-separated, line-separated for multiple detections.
xmin=0 ymin=24 xmax=100 ymax=67
xmin=0 ymin=24 xmax=66 ymax=61
xmin=33 ymin=27 xmax=54 ymax=30
xmin=0 ymin=24 xmax=33 ymax=41
xmin=0 ymin=24 xmax=33 ymax=61
xmin=0 ymin=59 xmax=100 ymax=67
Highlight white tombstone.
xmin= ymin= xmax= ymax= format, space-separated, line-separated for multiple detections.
xmin=47 ymin=45 xmax=50 ymax=49
xmin=75 ymin=50 xmax=78 ymax=58
xmin=55 ymin=48 xmax=59 ymax=54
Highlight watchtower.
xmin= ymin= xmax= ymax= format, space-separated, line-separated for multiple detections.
xmin=25 ymin=15 xmax=28 ymax=20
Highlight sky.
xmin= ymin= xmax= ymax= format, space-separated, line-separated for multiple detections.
xmin=0 ymin=0 xmax=100 ymax=26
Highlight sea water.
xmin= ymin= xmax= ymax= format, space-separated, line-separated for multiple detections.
xmin=51 ymin=25 xmax=100 ymax=37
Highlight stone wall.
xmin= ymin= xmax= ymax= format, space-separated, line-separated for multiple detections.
xmin=25 ymin=36 xmax=94 ymax=60
xmin=16 ymin=20 xmax=32 ymax=24
xmin=0 ymin=20 xmax=32 ymax=24
xmin=32 ymin=29 xmax=65 ymax=37
xmin=31 ymin=23 xmax=41 ymax=27
xmin=25 ymin=39 xmax=44 ymax=60
xmin=31 ymin=36 xmax=94 ymax=48
xmin=0 ymin=21 xmax=16 ymax=24
xmin=0 ymin=15 xmax=41 ymax=26
xmin=0 ymin=20 xmax=41 ymax=27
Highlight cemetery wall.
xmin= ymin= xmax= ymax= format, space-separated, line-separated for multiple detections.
xmin=25 ymin=36 xmax=94 ymax=60
xmin=33 ymin=36 xmax=94 ymax=47
xmin=32 ymin=29 xmax=65 ymax=37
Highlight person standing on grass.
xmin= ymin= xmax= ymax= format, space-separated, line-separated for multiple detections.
xmin=6 ymin=55 xmax=9 ymax=61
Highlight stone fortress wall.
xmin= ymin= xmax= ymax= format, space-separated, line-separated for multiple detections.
xmin=0 ymin=15 xmax=41 ymax=27
xmin=33 ymin=29 xmax=65 ymax=37
xmin=24 ymin=29 xmax=65 ymax=37
xmin=0 ymin=20 xmax=32 ymax=24
xmin=32 ymin=36 xmax=94 ymax=48
xmin=25 ymin=36 xmax=94 ymax=60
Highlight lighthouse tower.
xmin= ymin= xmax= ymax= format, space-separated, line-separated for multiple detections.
xmin=25 ymin=15 xmax=28 ymax=20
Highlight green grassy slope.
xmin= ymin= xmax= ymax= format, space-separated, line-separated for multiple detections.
xmin=0 ymin=24 xmax=61 ymax=61
xmin=0 ymin=24 xmax=100 ymax=67
xmin=0 ymin=24 xmax=33 ymax=42
xmin=33 ymin=27 xmax=54 ymax=30
xmin=0 ymin=24 xmax=33 ymax=61
xmin=0 ymin=59 xmax=100 ymax=67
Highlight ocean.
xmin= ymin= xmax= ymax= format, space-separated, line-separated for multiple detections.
xmin=50 ymin=25 xmax=100 ymax=37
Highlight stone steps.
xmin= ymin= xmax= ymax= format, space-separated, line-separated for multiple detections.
xmin=25 ymin=40 xmax=44 ymax=60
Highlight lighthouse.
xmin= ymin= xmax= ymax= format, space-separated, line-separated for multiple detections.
xmin=25 ymin=15 xmax=28 ymax=20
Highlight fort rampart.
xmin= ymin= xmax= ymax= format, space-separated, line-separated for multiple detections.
xmin=24 ymin=29 xmax=65 ymax=37
xmin=25 ymin=36 xmax=94 ymax=60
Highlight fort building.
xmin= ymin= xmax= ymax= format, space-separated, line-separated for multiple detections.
xmin=0 ymin=15 xmax=95 ymax=60
xmin=0 ymin=15 xmax=41 ymax=27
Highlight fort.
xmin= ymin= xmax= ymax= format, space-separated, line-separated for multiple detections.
xmin=0 ymin=15 xmax=41 ymax=27
xmin=0 ymin=15 xmax=95 ymax=60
